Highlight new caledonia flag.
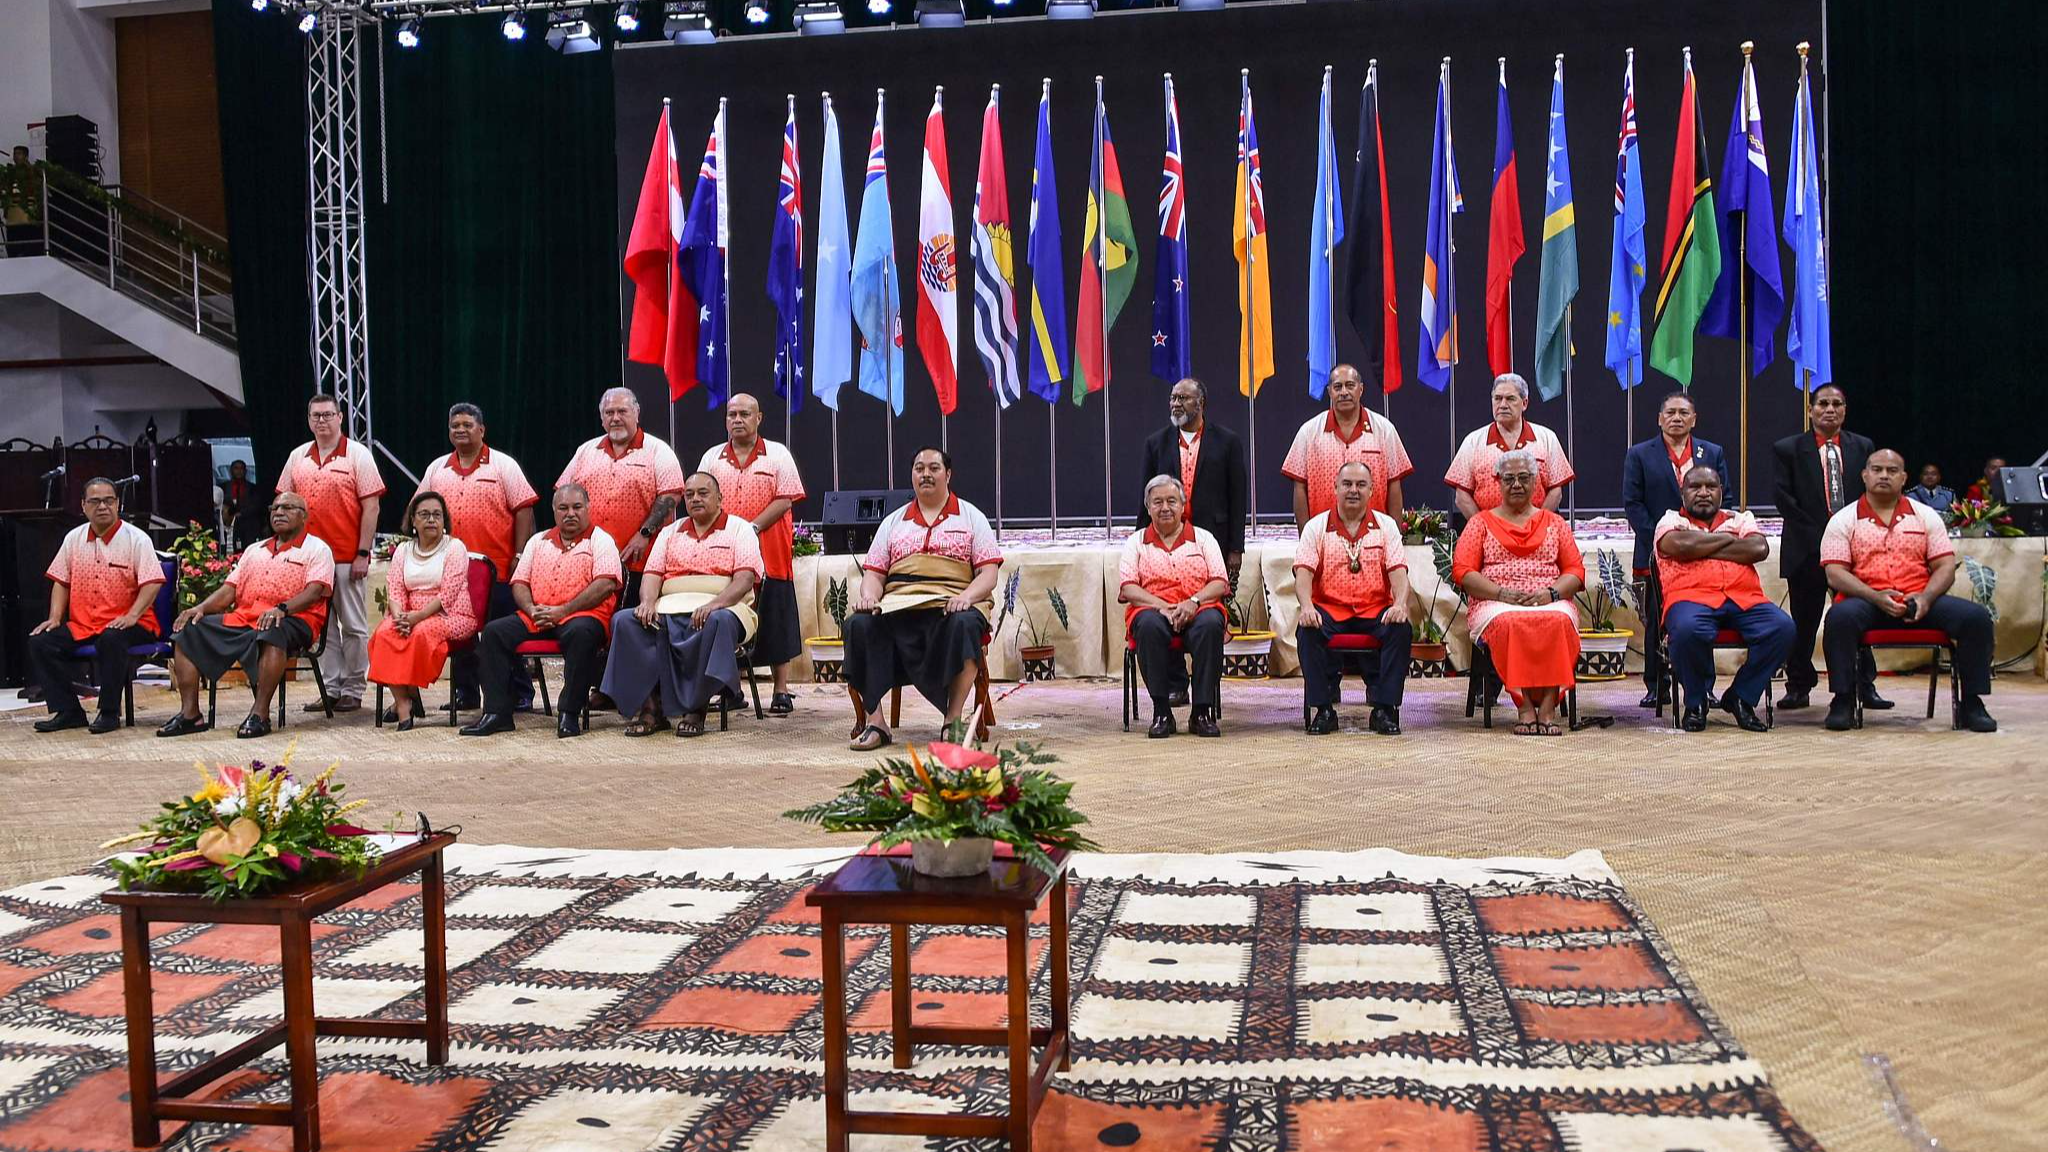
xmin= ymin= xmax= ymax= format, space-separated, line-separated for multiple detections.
xmin=1151 ymin=73 xmax=1191 ymax=385
xmin=1073 ymin=80 xmax=1136 ymax=405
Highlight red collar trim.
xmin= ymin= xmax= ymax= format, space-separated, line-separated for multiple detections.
xmin=88 ymin=522 xmax=121 ymax=545
xmin=1330 ymin=513 xmax=1373 ymax=542
xmin=543 ymin=527 xmax=588 ymax=551
xmin=446 ymin=444 xmax=492 ymax=476
xmin=1142 ymin=523 xmax=1192 ymax=550
xmin=265 ymin=532 xmax=309 ymax=555
xmin=721 ymin=439 xmax=765 ymax=469
xmin=1485 ymin=422 xmax=1536 ymax=450
xmin=308 ymin=437 xmax=349 ymax=467
xmin=908 ymin=493 xmax=962 ymax=527
xmin=1323 ymin=409 xmax=1368 ymax=444
xmin=1857 ymin=495 xmax=1906 ymax=524
xmin=686 ymin=512 xmax=731 ymax=540
xmin=601 ymin=428 xmax=647 ymax=460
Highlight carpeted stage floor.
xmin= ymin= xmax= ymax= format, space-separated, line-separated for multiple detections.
xmin=1 ymin=672 xmax=2043 ymax=1150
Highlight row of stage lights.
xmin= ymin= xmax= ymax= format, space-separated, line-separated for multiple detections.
xmin=250 ymin=0 xmax=1230 ymax=50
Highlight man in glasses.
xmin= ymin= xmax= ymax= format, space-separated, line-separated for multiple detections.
xmin=276 ymin=393 xmax=385 ymax=714
xmin=29 ymin=479 xmax=164 ymax=734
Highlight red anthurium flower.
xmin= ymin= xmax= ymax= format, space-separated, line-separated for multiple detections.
xmin=927 ymin=742 xmax=999 ymax=771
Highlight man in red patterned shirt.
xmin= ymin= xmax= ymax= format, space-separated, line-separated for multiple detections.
xmin=1120 ymin=475 xmax=1232 ymax=739
xmin=699 ymin=392 xmax=805 ymax=714
xmin=1293 ymin=463 xmax=1412 ymax=737
xmin=276 ymin=393 xmax=385 ymax=714
xmin=29 ymin=479 xmax=164 ymax=734
xmin=1282 ymin=364 xmax=1412 ymax=525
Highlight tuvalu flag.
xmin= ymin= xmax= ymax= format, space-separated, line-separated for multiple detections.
xmin=1073 ymin=83 xmax=1136 ymax=405
xmin=916 ymin=88 xmax=960 ymax=416
xmin=1416 ymin=59 xmax=1462 ymax=392
xmin=769 ymin=97 xmax=806 ymax=413
xmin=971 ymin=85 xmax=1023 ymax=409
xmin=1025 ymin=82 xmax=1069 ymax=404
xmin=1234 ymin=72 xmax=1274 ymax=398
xmin=1604 ymin=50 xmax=1648 ymax=389
xmin=1649 ymin=48 xmax=1719 ymax=385
xmin=1700 ymin=46 xmax=1784 ymax=375
xmin=1532 ymin=56 xmax=1576 ymax=403
xmin=1344 ymin=62 xmax=1400 ymax=395
xmin=1485 ymin=59 xmax=1525 ymax=378
xmin=623 ymin=103 xmax=694 ymax=402
xmin=1150 ymin=73 xmax=1191 ymax=385
xmin=851 ymin=93 xmax=904 ymax=415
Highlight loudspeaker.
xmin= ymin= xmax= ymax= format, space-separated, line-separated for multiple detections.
xmin=819 ymin=488 xmax=912 ymax=554
xmin=1992 ymin=467 xmax=2048 ymax=535
xmin=43 ymin=115 xmax=101 ymax=182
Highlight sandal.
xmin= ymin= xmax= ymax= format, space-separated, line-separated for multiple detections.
xmin=1539 ymin=722 xmax=1566 ymax=736
xmin=1512 ymin=721 xmax=1543 ymax=736
xmin=674 ymin=713 xmax=707 ymax=738
xmin=622 ymin=713 xmax=666 ymax=738
xmin=849 ymin=724 xmax=892 ymax=752
xmin=768 ymin=692 xmax=795 ymax=715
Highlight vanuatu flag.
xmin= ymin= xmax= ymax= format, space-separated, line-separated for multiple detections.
xmin=1649 ymin=50 xmax=1720 ymax=385
xmin=1073 ymin=87 xmax=1137 ymax=404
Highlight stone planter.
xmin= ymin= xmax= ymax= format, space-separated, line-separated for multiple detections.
xmin=1576 ymin=629 xmax=1633 ymax=681
xmin=1019 ymin=644 xmax=1057 ymax=682
xmin=911 ymin=837 xmax=994 ymax=878
xmin=1409 ymin=641 xmax=1453 ymax=678
xmin=807 ymin=636 xmax=845 ymax=683
xmin=1223 ymin=630 xmax=1275 ymax=679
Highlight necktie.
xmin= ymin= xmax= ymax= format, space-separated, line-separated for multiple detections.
xmin=1822 ymin=441 xmax=1842 ymax=513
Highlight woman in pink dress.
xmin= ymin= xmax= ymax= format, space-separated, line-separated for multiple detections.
xmin=1453 ymin=450 xmax=1585 ymax=735
xmin=368 ymin=492 xmax=477 ymax=729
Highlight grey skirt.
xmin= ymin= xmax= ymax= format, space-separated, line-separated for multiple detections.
xmin=172 ymin=614 xmax=314 ymax=682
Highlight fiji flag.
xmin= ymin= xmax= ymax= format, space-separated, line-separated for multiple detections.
xmin=1416 ymin=60 xmax=1463 ymax=392
xmin=678 ymin=102 xmax=731 ymax=409
xmin=769 ymin=99 xmax=806 ymax=413
xmin=1783 ymin=55 xmax=1831 ymax=388
xmin=851 ymin=93 xmax=904 ymax=415
xmin=1604 ymin=51 xmax=1647 ymax=388
xmin=1150 ymin=74 xmax=1190 ymax=385
xmin=1025 ymin=83 xmax=1069 ymax=404
xmin=1308 ymin=66 xmax=1345 ymax=397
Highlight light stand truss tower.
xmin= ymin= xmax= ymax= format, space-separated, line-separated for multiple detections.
xmin=306 ymin=8 xmax=373 ymax=445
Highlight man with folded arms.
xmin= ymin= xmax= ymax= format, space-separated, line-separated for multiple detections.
xmin=1121 ymin=475 xmax=1231 ymax=739
xmin=1819 ymin=449 xmax=1998 ymax=733
xmin=1283 ymin=363 xmax=1412 ymax=525
xmin=461 ymin=484 xmax=622 ymax=739
xmin=30 ymin=478 xmax=164 ymax=735
xmin=1294 ymin=462 xmax=1412 ymax=737
xmin=1654 ymin=466 xmax=1793 ymax=732
xmin=843 ymin=447 xmax=1002 ymax=751
xmin=603 ymin=472 xmax=761 ymax=739
xmin=699 ymin=392 xmax=805 ymax=715
xmin=159 ymin=493 xmax=333 ymax=739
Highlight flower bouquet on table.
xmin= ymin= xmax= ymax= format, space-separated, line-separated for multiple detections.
xmin=783 ymin=735 xmax=1098 ymax=877
xmin=101 ymin=745 xmax=382 ymax=901
xmin=1396 ymin=505 xmax=1448 ymax=546
xmin=1945 ymin=497 xmax=2022 ymax=538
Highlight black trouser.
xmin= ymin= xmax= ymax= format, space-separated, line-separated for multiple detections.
xmin=1822 ymin=594 xmax=1994 ymax=698
xmin=1296 ymin=611 xmax=1413 ymax=709
xmin=451 ymin=581 xmax=532 ymax=706
xmin=29 ymin=625 xmax=148 ymax=718
xmin=478 ymin=614 xmax=605 ymax=716
xmin=1131 ymin=608 xmax=1224 ymax=711
xmin=1787 ymin=565 xmax=1873 ymax=693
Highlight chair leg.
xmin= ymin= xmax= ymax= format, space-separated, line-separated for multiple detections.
xmin=531 ymin=657 xmax=553 ymax=717
xmin=848 ymin=684 xmax=868 ymax=739
xmin=719 ymin=690 xmax=730 ymax=732
xmin=1122 ymin=651 xmax=1133 ymax=733
xmin=124 ymin=678 xmax=135 ymax=728
xmin=1567 ymin=687 xmax=1579 ymax=729
xmin=375 ymin=684 xmax=385 ymax=728
xmin=889 ymin=688 xmax=902 ymax=731
xmin=207 ymin=679 xmax=217 ymax=728
xmin=746 ymin=656 xmax=765 ymax=719
xmin=276 ymin=667 xmax=287 ymax=728
xmin=1925 ymin=648 xmax=1938 ymax=720
xmin=972 ymin=658 xmax=993 ymax=745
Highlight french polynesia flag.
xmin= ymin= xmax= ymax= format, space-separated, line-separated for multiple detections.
xmin=623 ymin=104 xmax=697 ymax=402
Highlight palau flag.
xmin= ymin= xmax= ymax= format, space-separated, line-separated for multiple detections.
xmin=1649 ymin=49 xmax=1720 ymax=386
xmin=1416 ymin=59 xmax=1462 ymax=393
xmin=1073 ymin=86 xmax=1136 ymax=405
xmin=971 ymin=85 xmax=1023 ymax=409
xmin=1604 ymin=52 xmax=1648 ymax=389
xmin=1344 ymin=62 xmax=1401 ymax=395
xmin=1150 ymin=74 xmax=1191 ymax=386
xmin=1783 ymin=54 xmax=1831 ymax=388
xmin=678 ymin=103 xmax=731 ymax=409
xmin=1308 ymin=66 xmax=1345 ymax=396
xmin=1700 ymin=49 xmax=1784 ymax=375
xmin=1234 ymin=73 xmax=1274 ymax=398
xmin=1485 ymin=60 xmax=1525 ymax=379
xmin=769 ymin=98 xmax=806 ymax=413
xmin=1025 ymin=83 xmax=1069 ymax=405
xmin=811 ymin=94 xmax=853 ymax=410
xmin=851 ymin=93 xmax=904 ymax=415
xmin=1533 ymin=56 xmax=1577 ymax=402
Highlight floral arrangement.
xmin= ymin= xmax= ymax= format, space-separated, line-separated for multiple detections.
xmin=1945 ymin=497 xmax=2023 ymax=537
xmin=791 ymin=525 xmax=822 ymax=557
xmin=169 ymin=521 xmax=234 ymax=612
xmin=783 ymin=738 xmax=1097 ymax=874
xmin=998 ymin=571 xmax=1070 ymax=649
xmin=1397 ymin=505 xmax=1449 ymax=545
xmin=100 ymin=746 xmax=381 ymax=901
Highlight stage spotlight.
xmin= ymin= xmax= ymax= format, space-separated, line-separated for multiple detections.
xmin=296 ymin=8 xmax=318 ymax=32
xmin=915 ymin=0 xmax=961 ymax=25
xmin=615 ymin=1 xmax=641 ymax=30
xmin=1045 ymin=0 xmax=1093 ymax=18
xmin=500 ymin=10 xmax=526 ymax=39
xmin=663 ymin=0 xmax=714 ymax=41
xmin=743 ymin=0 xmax=771 ymax=23
xmin=396 ymin=16 xmax=422 ymax=46
xmin=249 ymin=0 xmax=268 ymax=10
xmin=990 ymin=0 xmax=1012 ymax=7
xmin=794 ymin=1 xmax=843 ymax=34
xmin=546 ymin=9 xmax=601 ymax=51
xmin=865 ymin=0 xmax=889 ymax=14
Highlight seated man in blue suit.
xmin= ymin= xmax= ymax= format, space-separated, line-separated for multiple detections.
xmin=1622 ymin=391 xmax=1728 ymax=709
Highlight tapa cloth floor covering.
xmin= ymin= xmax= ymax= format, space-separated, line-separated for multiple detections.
xmin=0 ymin=843 xmax=1818 ymax=1151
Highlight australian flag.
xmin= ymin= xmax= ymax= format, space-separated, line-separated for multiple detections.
xmin=679 ymin=104 xmax=730 ymax=409
xmin=769 ymin=101 xmax=805 ymax=413
xmin=1150 ymin=75 xmax=1190 ymax=384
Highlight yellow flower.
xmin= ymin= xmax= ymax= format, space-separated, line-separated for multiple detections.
xmin=910 ymin=792 xmax=941 ymax=820
xmin=191 ymin=780 xmax=229 ymax=804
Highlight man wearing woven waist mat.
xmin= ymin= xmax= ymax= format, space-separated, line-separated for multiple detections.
xmin=842 ymin=447 xmax=1001 ymax=752
xmin=602 ymin=472 xmax=762 ymax=738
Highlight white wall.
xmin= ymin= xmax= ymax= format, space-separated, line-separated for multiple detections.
xmin=1 ymin=0 xmax=127 ymax=182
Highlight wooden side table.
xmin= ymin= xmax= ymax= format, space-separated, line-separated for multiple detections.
xmin=807 ymin=848 xmax=1070 ymax=1152
xmin=101 ymin=832 xmax=456 ymax=1152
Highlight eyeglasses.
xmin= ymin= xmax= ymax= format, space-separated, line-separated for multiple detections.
xmin=1499 ymin=474 xmax=1536 ymax=485
xmin=83 ymin=496 xmax=117 ymax=506
xmin=309 ymin=411 xmax=341 ymax=421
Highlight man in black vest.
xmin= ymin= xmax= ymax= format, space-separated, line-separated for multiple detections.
xmin=1135 ymin=377 xmax=1246 ymax=706
xmin=1771 ymin=382 xmax=1883 ymax=710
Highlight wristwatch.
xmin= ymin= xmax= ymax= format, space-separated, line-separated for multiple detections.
xmin=639 ymin=526 xmax=656 ymax=539
xmin=1545 ymin=587 xmax=1559 ymax=603
xmin=355 ymin=549 xmax=370 ymax=559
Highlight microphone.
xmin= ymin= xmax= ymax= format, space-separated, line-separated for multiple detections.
xmin=112 ymin=474 xmax=142 ymax=487
xmin=38 ymin=464 xmax=65 ymax=482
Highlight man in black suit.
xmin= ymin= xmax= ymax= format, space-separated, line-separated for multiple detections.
xmin=1772 ymin=382 xmax=1883 ymax=710
xmin=1622 ymin=391 xmax=1729 ymax=708
xmin=1135 ymin=376 xmax=1246 ymax=706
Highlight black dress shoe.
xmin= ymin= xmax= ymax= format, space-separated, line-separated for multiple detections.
xmin=1959 ymin=696 xmax=1998 ymax=733
xmin=1147 ymin=712 xmax=1176 ymax=739
xmin=556 ymin=713 xmax=584 ymax=738
xmin=33 ymin=711 xmax=89 ymax=733
xmin=1727 ymin=699 xmax=1768 ymax=732
xmin=380 ymin=705 xmax=400 ymax=724
xmin=1368 ymin=705 xmax=1402 ymax=736
xmin=1824 ymin=695 xmax=1857 ymax=731
xmin=1680 ymin=704 xmax=1708 ymax=732
xmin=156 ymin=713 xmax=210 ymax=738
xmin=459 ymin=712 xmax=514 ymax=736
xmin=439 ymin=695 xmax=481 ymax=712
xmin=20 ymin=683 xmax=45 ymax=703
xmin=236 ymin=714 xmax=271 ymax=739
xmin=1306 ymin=706 xmax=1338 ymax=735
xmin=1189 ymin=710 xmax=1221 ymax=738
xmin=1778 ymin=688 xmax=1811 ymax=710
xmin=88 ymin=712 xmax=122 ymax=735
xmin=1858 ymin=686 xmax=1895 ymax=711
xmin=1167 ymin=689 xmax=1190 ymax=708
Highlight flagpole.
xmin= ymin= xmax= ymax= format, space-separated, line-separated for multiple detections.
xmin=937 ymin=85 xmax=949 ymax=455
xmin=1621 ymin=50 xmax=1633 ymax=451
xmin=881 ymin=87 xmax=895 ymax=489
xmin=786 ymin=92 xmax=797 ymax=450
xmin=1096 ymin=75 xmax=1112 ymax=540
xmin=1501 ymin=57 xmax=1514 ymax=376
xmin=1443 ymin=57 xmax=1457 ymax=474
xmin=1044 ymin=77 xmax=1057 ymax=542
xmin=664 ymin=96 xmax=678 ymax=450
xmin=991 ymin=82 xmax=1004 ymax=538
xmin=825 ymin=89 xmax=842 ymax=490
xmin=719 ymin=97 xmax=733 ymax=423
xmin=1371 ymin=59 xmax=1392 ymax=421
xmin=1241 ymin=68 xmax=1258 ymax=542
xmin=1564 ymin=302 xmax=1576 ymax=523
xmin=1737 ymin=41 xmax=1753 ymax=509
xmin=1798 ymin=41 xmax=1813 ymax=435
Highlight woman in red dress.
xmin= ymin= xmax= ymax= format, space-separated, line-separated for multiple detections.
xmin=1453 ymin=450 xmax=1585 ymax=735
xmin=368 ymin=492 xmax=476 ymax=729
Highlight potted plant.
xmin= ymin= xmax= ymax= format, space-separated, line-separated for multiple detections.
xmin=791 ymin=524 xmax=823 ymax=557
xmin=807 ymin=575 xmax=851 ymax=683
xmin=998 ymin=571 xmax=1069 ymax=681
xmin=783 ymin=733 xmax=1099 ymax=877
xmin=1222 ymin=591 xmax=1275 ymax=678
xmin=1573 ymin=549 xmax=1636 ymax=681
xmin=1407 ymin=526 xmax=1465 ymax=676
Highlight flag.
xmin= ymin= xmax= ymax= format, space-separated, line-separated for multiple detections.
xmin=1649 ymin=50 xmax=1719 ymax=385
xmin=1073 ymin=89 xmax=1136 ymax=405
xmin=1485 ymin=61 xmax=1525 ymax=378
xmin=916 ymin=89 xmax=960 ymax=415
xmin=1025 ymin=86 xmax=1068 ymax=404
xmin=1604 ymin=52 xmax=1648 ymax=388
xmin=769 ymin=100 xmax=806 ymax=413
xmin=1344 ymin=63 xmax=1401 ymax=394
xmin=812 ymin=94 xmax=853 ymax=410
xmin=1416 ymin=61 xmax=1462 ymax=392
xmin=1307 ymin=68 xmax=1345 ymax=397
xmin=851 ymin=96 xmax=904 ymax=415
xmin=971 ymin=87 xmax=1023 ymax=409
xmin=678 ymin=105 xmax=730 ymax=408
xmin=623 ymin=105 xmax=694 ymax=402
xmin=1700 ymin=50 xmax=1784 ymax=374
xmin=1533 ymin=57 xmax=1576 ymax=402
xmin=1234 ymin=76 xmax=1274 ymax=398
xmin=1150 ymin=74 xmax=1191 ymax=385
xmin=1783 ymin=56 xmax=1831 ymax=388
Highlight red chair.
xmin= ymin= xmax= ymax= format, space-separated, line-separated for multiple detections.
xmin=1298 ymin=632 xmax=1380 ymax=732
xmin=376 ymin=554 xmax=493 ymax=728
xmin=1655 ymin=627 xmax=1775 ymax=730
xmin=1120 ymin=633 xmax=1224 ymax=732
xmin=1855 ymin=628 xmax=1959 ymax=729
